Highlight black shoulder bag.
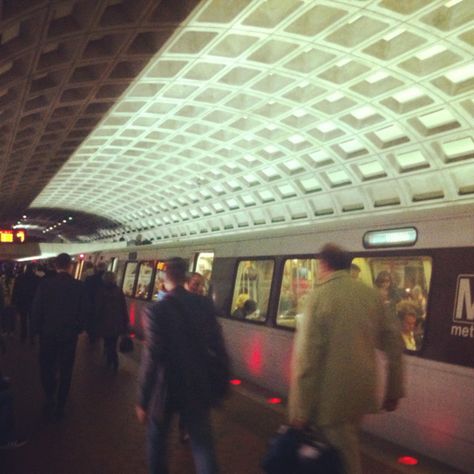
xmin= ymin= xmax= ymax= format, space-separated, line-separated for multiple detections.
xmin=168 ymin=295 xmax=230 ymax=406
xmin=262 ymin=425 xmax=344 ymax=474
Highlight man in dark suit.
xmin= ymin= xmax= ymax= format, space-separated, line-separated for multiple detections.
xmin=136 ymin=257 xmax=230 ymax=474
xmin=83 ymin=261 xmax=107 ymax=344
xmin=12 ymin=263 xmax=40 ymax=343
xmin=31 ymin=253 xmax=86 ymax=420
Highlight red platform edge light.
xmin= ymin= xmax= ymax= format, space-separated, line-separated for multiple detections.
xmin=229 ymin=379 xmax=242 ymax=386
xmin=267 ymin=397 xmax=282 ymax=405
xmin=398 ymin=456 xmax=419 ymax=466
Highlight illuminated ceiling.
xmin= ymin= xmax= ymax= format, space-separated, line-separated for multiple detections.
xmin=3 ymin=0 xmax=474 ymax=243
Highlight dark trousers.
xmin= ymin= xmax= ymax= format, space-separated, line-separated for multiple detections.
xmin=103 ymin=336 xmax=119 ymax=369
xmin=0 ymin=388 xmax=15 ymax=443
xmin=18 ymin=308 xmax=28 ymax=342
xmin=147 ymin=408 xmax=219 ymax=474
xmin=39 ymin=336 xmax=78 ymax=409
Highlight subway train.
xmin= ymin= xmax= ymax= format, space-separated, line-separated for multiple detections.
xmin=76 ymin=207 xmax=473 ymax=472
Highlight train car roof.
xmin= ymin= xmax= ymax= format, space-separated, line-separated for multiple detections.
xmin=0 ymin=0 xmax=473 ymax=254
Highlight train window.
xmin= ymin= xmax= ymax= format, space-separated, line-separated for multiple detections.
xmin=276 ymin=258 xmax=321 ymax=329
xmin=151 ymin=261 xmax=167 ymax=301
xmin=134 ymin=261 xmax=154 ymax=300
xmin=230 ymin=259 xmax=274 ymax=323
xmin=115 ymin=259 xmax=126 ymax=287
xmin=352 ymin=255 xmax=432 ymax=352
xmin=122 ymin=261 xmax=138 ymax=297
xmin=194 ymin=252 xmax=214 ymax=296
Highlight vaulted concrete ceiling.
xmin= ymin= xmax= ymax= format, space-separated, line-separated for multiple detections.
xmin=1 ymin=0 xmax=473 ymax=243
xmin=0 ymin=0 xmax=200 ymax=240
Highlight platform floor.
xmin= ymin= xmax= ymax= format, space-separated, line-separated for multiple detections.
xmin=0 ymin=334 xmax=465 ymax=474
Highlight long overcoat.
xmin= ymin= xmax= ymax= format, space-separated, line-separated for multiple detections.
xmin=288 ymin=270 xmax=405 ymax=427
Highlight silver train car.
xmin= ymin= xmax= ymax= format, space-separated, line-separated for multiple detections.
xmin=79 ymin=207 xmax=473 ymax=472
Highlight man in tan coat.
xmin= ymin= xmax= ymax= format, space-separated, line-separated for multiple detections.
xmin=289 ymin=244 xmax=405 ymax=474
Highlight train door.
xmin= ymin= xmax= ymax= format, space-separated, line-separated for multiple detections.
xmin=121 ymin=261 xmax=138 ymax=297
xmin=133 ymin=261 xmax=155 ymax=300
xmin=108 ymin=257 xmax=118 ymax=273
xmin=73 ymin=259 xmax=82 ymax=279
xmin=193 ymin=252 xmax=214 ymax=296
xmin=115 ymin=259 xmax=127 ymax=287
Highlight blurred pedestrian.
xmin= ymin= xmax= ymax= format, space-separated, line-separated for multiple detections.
xmin=84 ymin=261 xmax=107 ymax=344
xmin=136 ymin=257 xmax=230 ymax=474
xmin=31 ymin=253 xmax=87 ymax=421
xmin=95 ymin=271 xmax=129 ymax=372
xmin=11 ymin=264 xmax=40 ymax=343
xmin=0 ymin=334 xmax=27 ymax=449
xmin=289 ymin=244 xmax=405 ymax=474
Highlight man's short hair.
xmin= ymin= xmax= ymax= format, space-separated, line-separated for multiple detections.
xmin=102 ymin=271 xmax=116 ymax=285
xmin=320 ymin=243 xmax=351 ymax=271
xmin=165 ymin=257 xmax=187 ymax=284
xmin=55 ymin=253 xmax=72 ymax=270
xmin=397 ymin=301 xmax=418 ymax=321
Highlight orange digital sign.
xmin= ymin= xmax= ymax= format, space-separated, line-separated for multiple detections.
xmin=0 ymin=229 xmax=27 ymax=244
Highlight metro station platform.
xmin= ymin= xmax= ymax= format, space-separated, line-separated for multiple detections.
xmin=0 ymin=335 xmax=465 ymax=474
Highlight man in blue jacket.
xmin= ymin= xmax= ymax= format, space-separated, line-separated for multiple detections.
xmin=136 ymin=257 xmax=229 ymax=474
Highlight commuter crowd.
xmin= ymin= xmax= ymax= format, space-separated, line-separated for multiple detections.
xmin=0 ymin=255 xmax=131 ymax=448
xmin=0 ymin=245 xmax=405 ymax=474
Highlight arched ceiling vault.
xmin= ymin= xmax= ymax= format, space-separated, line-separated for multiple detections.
xmin=2 ymin=0 xmax=474 ymax=243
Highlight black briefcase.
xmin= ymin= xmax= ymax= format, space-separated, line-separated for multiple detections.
xmin=262 ymin=425 xmax=344 ymax=474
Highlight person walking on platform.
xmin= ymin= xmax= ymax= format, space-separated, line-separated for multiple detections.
xmin=288 ymin=243 xmax=405 ymax=474
xmin=11 ymin=264 xmax=40 ymax=344
xmin=0 ymin=334 xmax=28 ymax=449
xmin=95 ymin=271 xmax=129 ymax=372
xmin=84 ymin=261 xmax=107 ymax=344
xmin=1 ymin=268 xmax=16 ymax=336
xmin=136 ymin=257 xmax=230 ymax=474
xmin=31 ymin=253 xmax=87 ymax=421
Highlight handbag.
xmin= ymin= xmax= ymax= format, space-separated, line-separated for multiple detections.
xmin=118 ymin=335 xmax=134 ymax=353
xmin=262 ymin=425 xmax=344 ymax=474
xmin=206 ymin=346 xmax=230 ymax=405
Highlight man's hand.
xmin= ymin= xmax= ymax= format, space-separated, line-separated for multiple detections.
xmin=290 ymin=418 xmax=310 ymax=431
xmin=135 ymin=405 xmax=147 ymax=424
xmin=382 ymin=398 xmax=399 ymax=412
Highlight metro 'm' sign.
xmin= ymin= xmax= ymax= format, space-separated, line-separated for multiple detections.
xmin=0 ymin=229 xmax=27 ymax=244
xmin=453 ymin=275 xmax=474 ymax=323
